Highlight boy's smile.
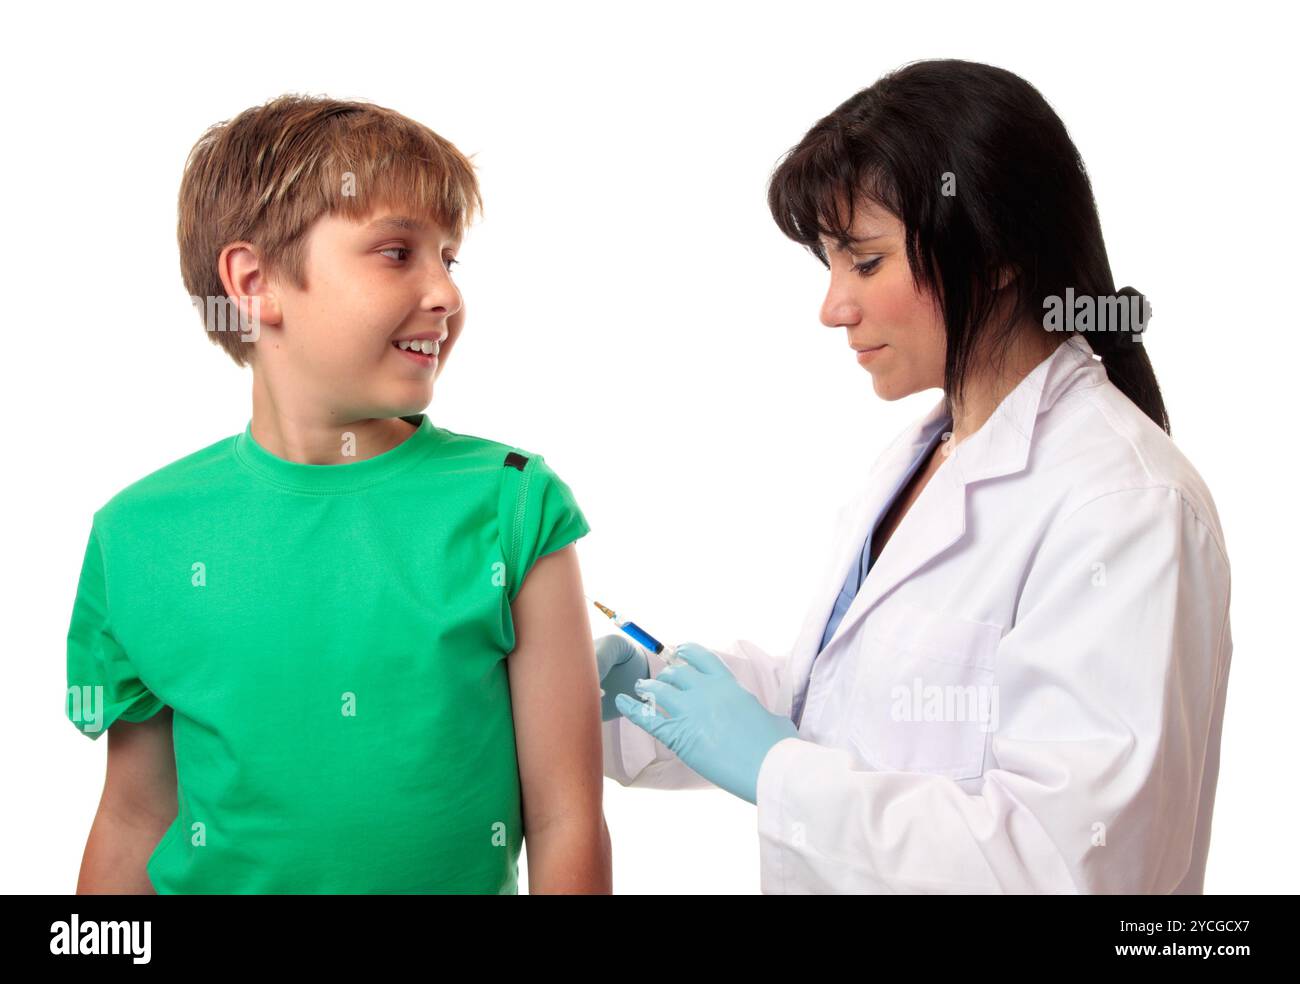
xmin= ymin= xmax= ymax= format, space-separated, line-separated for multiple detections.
xmin=392 ymin=333 xmax=444 ymax=368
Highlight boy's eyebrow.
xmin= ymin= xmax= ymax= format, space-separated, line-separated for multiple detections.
xmin=365 ymin=214 xmax=463 ymax=244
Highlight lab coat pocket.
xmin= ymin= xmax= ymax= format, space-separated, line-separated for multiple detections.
xmin=848 ymin=601 xmax=1002 ymax=780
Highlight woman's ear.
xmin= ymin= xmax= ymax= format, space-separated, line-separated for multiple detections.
xmin=993 ymin=263 xmax=1020 ymax=291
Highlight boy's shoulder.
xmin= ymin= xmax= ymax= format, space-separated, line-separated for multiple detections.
xmin=94 ymin=432 xmax=239 ymax=529
xmin=423 ymin=424 xmax=581 ymax=526
xmin=428 ymin=424 xmax=555 ymax=475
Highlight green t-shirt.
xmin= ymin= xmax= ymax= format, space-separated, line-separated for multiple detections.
xmin=65 ymin=413 xmax=590 ymax=894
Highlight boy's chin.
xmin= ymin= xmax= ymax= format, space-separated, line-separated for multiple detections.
xmin=356 ymin=383 xmax=434 ymax=418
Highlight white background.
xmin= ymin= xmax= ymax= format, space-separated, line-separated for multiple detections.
xmin=2 ymin=0 xmax=1293 ymax=894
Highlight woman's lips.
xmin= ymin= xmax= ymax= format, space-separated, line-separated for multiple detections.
xmin=856 ymin=344 xmax=886 ymax=364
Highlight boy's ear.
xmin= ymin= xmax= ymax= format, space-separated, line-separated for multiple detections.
xmin=217 ymin=241 xmax=284 ymax=330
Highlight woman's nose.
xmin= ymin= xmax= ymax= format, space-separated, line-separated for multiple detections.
xmin=820 ymin=284 xmax=859 ymax=330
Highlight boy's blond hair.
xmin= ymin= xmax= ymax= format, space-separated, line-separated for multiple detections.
xmin=177 ymin=93 xmax=484 ymax=367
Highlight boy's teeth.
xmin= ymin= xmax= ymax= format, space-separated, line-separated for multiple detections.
xmin=396 ymin=339 xmax=440 ymax=354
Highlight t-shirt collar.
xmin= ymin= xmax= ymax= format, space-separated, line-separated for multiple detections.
xmin=233 ymin=413 xmax=441 ymax=492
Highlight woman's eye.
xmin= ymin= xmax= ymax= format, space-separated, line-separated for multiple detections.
xmin=445 ymin=256 xmax=459 ymax=272
xmin=853 ymin=258 xmax=882 ymax=277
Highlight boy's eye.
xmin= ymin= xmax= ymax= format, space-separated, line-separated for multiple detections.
xmin=379 ymin=246 xmax=459 ymax=271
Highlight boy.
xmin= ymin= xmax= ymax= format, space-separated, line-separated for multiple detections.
xmin=65 ymin=94 xmax=610 ymax=893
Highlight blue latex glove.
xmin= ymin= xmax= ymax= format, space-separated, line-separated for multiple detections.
xmin=595 ymin=634 xmax=650 ymax=722
xmin=615 ymin=641 xmax=800 ymax=804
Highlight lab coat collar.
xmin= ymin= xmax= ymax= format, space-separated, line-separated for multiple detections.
xmin=786 ymin=333 xmax=1106 ymax=725
xmin=870 ymin=334 xmax=1103 ymax=486
xmin=947 ymin=332 xmax=1102 ymax=483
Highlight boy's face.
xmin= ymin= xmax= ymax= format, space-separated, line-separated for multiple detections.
xmin=254 ymin=205 xmax=465 ymax=419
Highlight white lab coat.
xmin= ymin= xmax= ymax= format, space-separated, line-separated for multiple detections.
xmin=602 ymin=333 xmax=1233 ymax=894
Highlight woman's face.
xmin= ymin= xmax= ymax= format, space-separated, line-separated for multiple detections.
xmin=818 ymin=198 xmax=946 ymax=400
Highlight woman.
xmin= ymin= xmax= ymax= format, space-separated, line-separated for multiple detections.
xmin=597 ymin=59 xmax=1232 ymax=894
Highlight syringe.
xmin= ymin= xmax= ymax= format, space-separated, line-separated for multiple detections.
xmin=588 ymin=596 xmax=685 ymax=667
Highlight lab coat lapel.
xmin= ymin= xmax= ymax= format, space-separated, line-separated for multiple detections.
xmin=785 ymin=399 xmax=952 ymax=718
xmin=788 ymin=335 xmax=1102 ymax=722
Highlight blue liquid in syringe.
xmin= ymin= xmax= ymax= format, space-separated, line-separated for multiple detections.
xmin=619 ymin=621 xmax=664 ymax=655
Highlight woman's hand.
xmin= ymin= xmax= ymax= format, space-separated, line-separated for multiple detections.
xmin=615 ymin=642 xmax=800 ymax=804
xmin=595 ymin=634 xmax=650 ymax=722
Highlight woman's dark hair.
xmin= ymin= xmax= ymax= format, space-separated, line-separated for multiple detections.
xmin=767 ymin=58 xmax=1170 ymax=434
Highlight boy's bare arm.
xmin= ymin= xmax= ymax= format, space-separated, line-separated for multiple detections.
xmin=77 ymin=707 xmax=178 ymax=894
xmin=507 ymin=544 xmax=612 ymax=894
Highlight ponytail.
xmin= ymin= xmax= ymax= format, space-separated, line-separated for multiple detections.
xmin=1089 ymin=287 xmax=1170 ymax=435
